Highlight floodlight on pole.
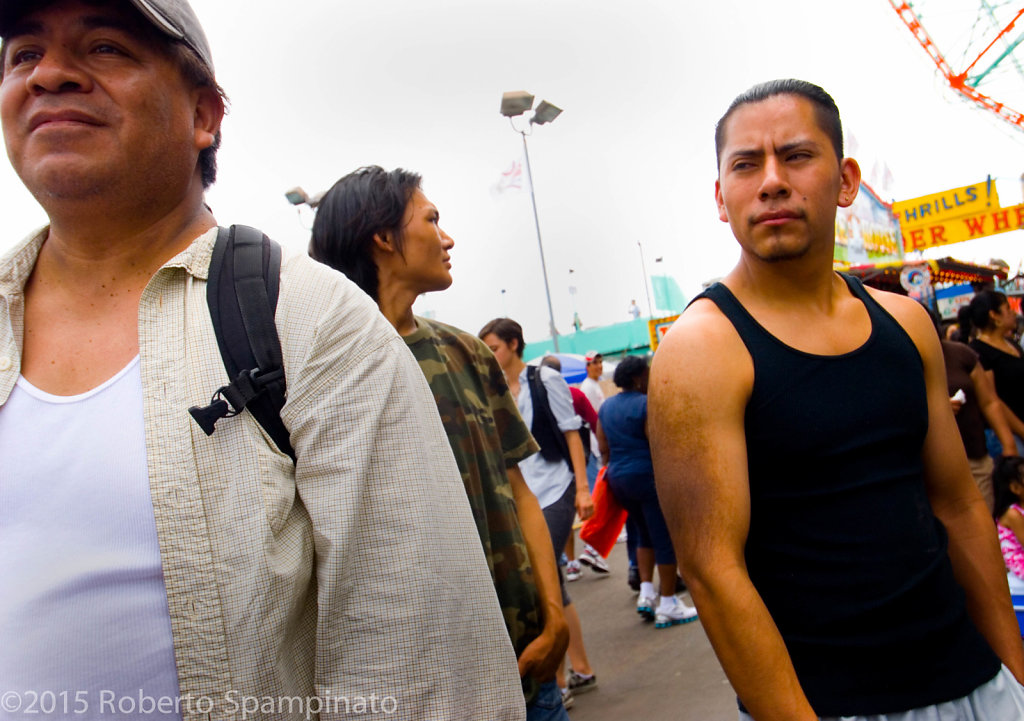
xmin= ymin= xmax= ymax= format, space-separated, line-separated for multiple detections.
xmin=500 ymin=91 xmax=535 ymax=118
xmin=531 ymin=101 xmax=562 ymax=125
xmin=500 ymin=90 xmax=564 ymax=351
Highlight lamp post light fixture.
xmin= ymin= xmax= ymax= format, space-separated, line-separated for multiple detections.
xmin=500 ymin=90 xmax=563 ymax=351
xmin=532 ymin=100 xmax=563 ymax=125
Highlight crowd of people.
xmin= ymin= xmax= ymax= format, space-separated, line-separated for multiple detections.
xmin=2 ymin=2 xmax=1024 ymax=720
xmin=944 ymin=289 xmax=1024 ymax=602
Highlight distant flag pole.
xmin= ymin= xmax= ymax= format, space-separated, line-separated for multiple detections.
xmin=638 ymin=241 xmax=654 ymax=317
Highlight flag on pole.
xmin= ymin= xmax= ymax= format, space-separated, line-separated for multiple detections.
xmin=651 ymin=275 xmax=687 ymax=313
xmin=491 ymin=160 xmax=523 ymax=196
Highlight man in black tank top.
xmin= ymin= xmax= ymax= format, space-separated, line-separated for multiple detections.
xmin=649 ymin=79 xmax=1024 ymax=721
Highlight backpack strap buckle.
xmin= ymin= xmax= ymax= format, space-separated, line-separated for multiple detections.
xmin=188 ymin=366 xmax=286 ymax=437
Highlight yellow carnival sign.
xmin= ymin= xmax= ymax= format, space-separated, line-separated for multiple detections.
xmin=892 ymin=181 xmax=1000 ymax=228
xmin=902 ymin=203 xmax=1024 ymax=251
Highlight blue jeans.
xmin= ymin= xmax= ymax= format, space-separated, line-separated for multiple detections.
xmin=626 ymin=514 xmax=638 ymax=568
xmin=607 ymin=471 xmax=676 ymax=566
xmin=526 ymin=680 xmax=570 ymax=721
xmin=586 ymin=453 xmax=599 ymax=493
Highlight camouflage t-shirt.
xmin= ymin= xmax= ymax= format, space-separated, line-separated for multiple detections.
xmin=405 ymin=317 xmax=543 ymax=697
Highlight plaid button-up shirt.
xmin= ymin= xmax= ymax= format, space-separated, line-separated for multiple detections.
xmin=0 ymin=227 xmax=524 ymax=721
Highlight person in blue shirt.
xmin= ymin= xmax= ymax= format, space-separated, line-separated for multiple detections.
xmin=596 ymin=355 xmax=697 ymax=629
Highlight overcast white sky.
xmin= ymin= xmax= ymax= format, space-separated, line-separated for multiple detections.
xmin=2 ymin=0 xmax=1022 ymax=343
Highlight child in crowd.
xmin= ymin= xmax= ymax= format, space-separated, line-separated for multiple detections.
xmin=994 ymin=456 xmax=1024 ymax=595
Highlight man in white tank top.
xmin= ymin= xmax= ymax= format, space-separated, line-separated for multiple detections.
xmin=0 ymin=2 xmax=524 ymax=719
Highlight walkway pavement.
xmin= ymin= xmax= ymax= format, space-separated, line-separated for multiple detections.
xmin=563 ymin=540 xmax=737 ymax=720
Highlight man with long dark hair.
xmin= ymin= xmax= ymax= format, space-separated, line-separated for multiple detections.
xmin=310 ymin=166 xmax=570 ymax=720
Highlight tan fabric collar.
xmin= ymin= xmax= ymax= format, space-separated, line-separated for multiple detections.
xmin=0 ymin=226 xmax=219 ymax=295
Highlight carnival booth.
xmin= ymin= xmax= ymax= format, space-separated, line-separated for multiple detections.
xmin=843 ymin=257 xmax=1009 ymax=319
xmin=834 ymin=179 xmax=1019 ymax=319
xmin=838 ymin=179 xmax=1024 ymax=635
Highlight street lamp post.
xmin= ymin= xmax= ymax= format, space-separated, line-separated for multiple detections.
xmin=500 ymin=91 xmax=563 ymax=351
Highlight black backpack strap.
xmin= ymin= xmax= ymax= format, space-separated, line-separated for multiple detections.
xmin=527 ymin=365 xmax=573 ymax=470
xmin=188 ymin=225 xmax=296 ymax=462
xmin=578 ymin=418 xmax=592 ymax=461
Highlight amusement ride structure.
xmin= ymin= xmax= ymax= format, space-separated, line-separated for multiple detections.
xmin=889 ymin=1 xmax=1024 ymax=135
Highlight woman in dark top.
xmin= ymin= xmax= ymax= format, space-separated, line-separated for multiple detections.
xmin=962 ymin=290 xmax=1024 ymax=456
xmin=941 ymin=338 xmax=1016 ymax=511
xmin=595 ymin=355 xmax=697 ymax=629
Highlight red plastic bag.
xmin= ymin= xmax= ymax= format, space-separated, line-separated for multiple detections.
xmin=580 ymin=466 xmax=628 ymax=558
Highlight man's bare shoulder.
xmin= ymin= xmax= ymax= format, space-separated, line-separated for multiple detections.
xmin=651 ymin=297 xmax=754 ymax=406
xmin=861 ymin=284 xmax=937 ymax=351
xmin=861 ymin=283 xmax=922 ymax=315
xmin=657 ymin=297 xmax=749 ymax=363
xmin=649 ymin=298 xmax=752 ymax=509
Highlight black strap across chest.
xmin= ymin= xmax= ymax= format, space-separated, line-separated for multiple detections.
xmin=527 ymin=365 xmax=572 ymax=469
xmin=187 ymin=225 xmax=295 ymax=462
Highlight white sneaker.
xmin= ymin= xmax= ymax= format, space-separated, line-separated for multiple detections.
xmin=565 ymin=560 xmax=582 ymax=582
xmin=655 ymin=596 xmax=698 ymax=628
xmin=636 ymin=592 xmax=656 ymax=622
xmin=579 ymin=545 xmax=610 ymax=574
xmin=567 ymin=670 xmax=598 ymax=694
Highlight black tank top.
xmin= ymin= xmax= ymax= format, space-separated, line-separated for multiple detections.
xmin=698 ymin=274 xmax=999 ymax=716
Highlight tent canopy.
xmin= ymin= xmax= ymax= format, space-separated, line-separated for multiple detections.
xmin=843 ymin=257 xmax=1008 ymax=293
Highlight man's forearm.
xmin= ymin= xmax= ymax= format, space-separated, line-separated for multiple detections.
xmin=982 ymin=398 xmax=1018 ymax=456
xmin=938 ymin=500 xmax=1024 ymax=682
xmin=509 ymin=467 xmax=567 ymax=630
xmin=566 ymin=431 xmax=588 ymax=489
xmin=1001 ymin=400 xmax=1024 ymax=442
xmin=685 ymin=565 xmax=817 ymax=721
xmin=507 ymin=465 xmax=568 ymax=681
xmin=565 ymin=431 xmax=593 ymax=518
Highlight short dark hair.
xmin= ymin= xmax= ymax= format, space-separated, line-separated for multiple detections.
xmin=0 ymin=0 xmax=227 ymax=188
xmin=715 ymin=79 xmax=843 ymax=167
xmin=613 ymin=355 xmax=648 ymax=390
xmin=309 ymin=166 xmax=422 ymax=301
xmin=540 ymin=355 xmax=562 ymax=372
xmin=478 ymin=317 xmax=525 ymax=358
